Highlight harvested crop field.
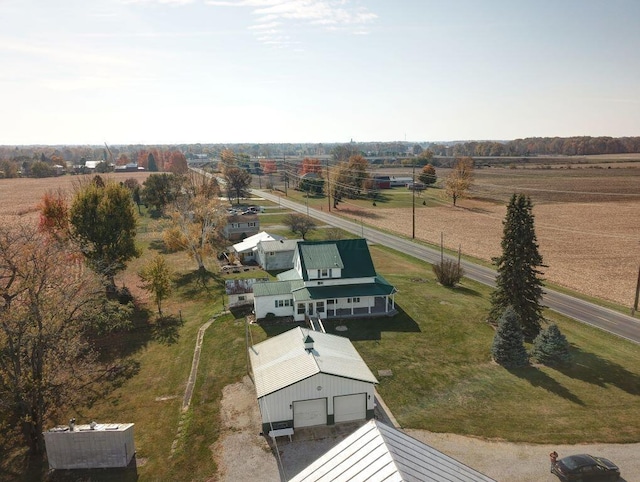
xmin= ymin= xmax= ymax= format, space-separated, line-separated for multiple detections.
xmin=353 ymin=166 xmax=640 ymax=308
xmin=0 ymin=172 xmax=152 ymax=224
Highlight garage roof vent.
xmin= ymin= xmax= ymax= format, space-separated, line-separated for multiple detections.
xmin=303 ymin=335 xmax=314 ymax=352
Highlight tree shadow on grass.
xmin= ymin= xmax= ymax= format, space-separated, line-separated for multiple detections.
xmin=147 ymin=239 xmax=168 ymax=253
xmin=323 ymin=305 xmax=421 ymax=341
xmin=93 ymin=305 xmax=153 ymax=361
xmin=174 ymin=269 xmax=225 ymax=300
xmin=152 ymin=314 xmax=184 ymax=345
xmin=508 ymin=365 xmax=584 ymax=406
xmin=555 ymin=345 xmax=640 ymax=395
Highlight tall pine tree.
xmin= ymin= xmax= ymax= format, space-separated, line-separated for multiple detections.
xmin=489 ymin=194 xmax=546 ymax=340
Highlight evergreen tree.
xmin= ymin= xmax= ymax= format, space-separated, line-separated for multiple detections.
xmin=148 ymin=152 xmax=158 ymax=172
xmin=531 ymin=324 xmax=571 ymax=366
xmin=491 ymin=306 xmax=529 ymax=368
xmin=489 ymin=193 xmax=546 ymax=340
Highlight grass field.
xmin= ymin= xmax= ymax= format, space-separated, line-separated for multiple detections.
xmin=1 ymin=170 xmax=640 ymax=480
xmin=280 ymin=165 xmax=640 ymax=309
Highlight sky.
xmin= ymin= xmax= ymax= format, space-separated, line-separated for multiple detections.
xmin=1 ymin=0 xmax=640 ymax=145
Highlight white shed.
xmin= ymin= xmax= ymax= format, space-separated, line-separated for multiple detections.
xmin=249 ymin=327 xmax=378 ymax=434
xmin=44 ymin=422 xmax=135 ymax=469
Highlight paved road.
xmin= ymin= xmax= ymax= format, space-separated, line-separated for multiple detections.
xmin=256 ymin=189 xmax=640 ymax=345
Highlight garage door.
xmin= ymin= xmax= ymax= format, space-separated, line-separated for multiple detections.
xmin=334 ymin=393 xmax=366 ymax=423
xmin=293 ymin=398 xmax=327 ymax=428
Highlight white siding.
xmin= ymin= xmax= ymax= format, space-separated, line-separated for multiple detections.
xmin=259 ymin=373 xmax=374 ymax=425
xmin=254 ymin=295 xmax=294 ymax=319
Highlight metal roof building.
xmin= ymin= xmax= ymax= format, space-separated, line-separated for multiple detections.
xmin=249 ymin=327 xmax=378 ymax=434
xmin=290 ymin=420 xmax=496 ymax=482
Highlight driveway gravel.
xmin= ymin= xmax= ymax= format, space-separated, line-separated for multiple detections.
xmin=211 ymin=377 xmax=640 ymax=482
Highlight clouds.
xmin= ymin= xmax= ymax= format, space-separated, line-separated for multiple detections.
xmin=205 ymin=0 xmax=377 ymax=46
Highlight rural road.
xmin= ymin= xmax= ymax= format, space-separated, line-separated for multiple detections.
xmin=254 ymin=188 xmax=640 ymax=345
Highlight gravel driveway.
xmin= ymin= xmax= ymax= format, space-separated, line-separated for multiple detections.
xmin=211 ymin=376 xmax=640 ymax=482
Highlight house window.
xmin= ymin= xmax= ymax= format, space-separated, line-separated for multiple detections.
xmin=353 ymin=297 xmax=360 ymax=303
xmin=269 ymin=252 xmax=275 ymax=256
xmin=248 ymin=222 xmax=256 ymax=227
xmin=231 ymin=223 xmax=239 ymax=228
xmin=239 ymin=295 xmax=246 ymax=301
xmin=284 ymin=299 xmax=292 ymax=307
xmin=321 ymin=269 xmax=328 ymax=277
xmin=297 ymin=303 xmax=305 ymax=314
xmin=327 ymin=299 xmax=335 ymax=305
xmin=329 ymin=268 xmax=333 ymax=278
xmin=317 ymin=270 xmax=321 ymax=279
xmin=317 ymin=301 xmax=325 ymax=313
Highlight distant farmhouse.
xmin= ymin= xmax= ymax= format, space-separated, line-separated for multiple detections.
xmin=224 ymin=213 xmax=259 ymax=241
xmin=252 ymin=238 xmax=397 ymax=322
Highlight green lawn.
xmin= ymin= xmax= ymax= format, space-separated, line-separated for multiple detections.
xmin=8 ymin=203 xmax=639 ymax=481
xmin=322 ymin=246 xmax=640 ymax=444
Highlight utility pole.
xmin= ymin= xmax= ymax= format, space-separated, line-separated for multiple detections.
xmin=326 ymin=159 xmax=331 ymax=212
xmin=633 ymin=264 xmax=640 ymax=316
xmin=412 ymin=158 xmax=416 ymax=239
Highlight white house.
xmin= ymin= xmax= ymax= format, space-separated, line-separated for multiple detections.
xmin=256 ymin=238 xmax=301 ymax=271
xmin=249 ymin=327 xmax=378 ymax=434
xmin=252 ymin=238 xmax=397 ymax=322
xmin=290 ymin=419 xmax=496 ymax=482
xmin=230 ymin=231 xmax=282 ymax=263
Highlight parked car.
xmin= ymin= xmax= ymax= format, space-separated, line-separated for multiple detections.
xmin=552 ymin=454 xmax=620 ymax=481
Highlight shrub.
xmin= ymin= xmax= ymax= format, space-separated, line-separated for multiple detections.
xmin=432 ymin=259 xmax=464 ymax=287
xmin=491 ymin=306 xmax=529 ymax=368
xmin=531 ymin=324 xmax=571 ymax=366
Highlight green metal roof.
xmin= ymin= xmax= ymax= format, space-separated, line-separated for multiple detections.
xmin=277 ymin=269 xmax=302 ymax=281
xmin=298 ymin=239 xmax=376 ymax=281
xmin=292 ymin=280 xmax=396 ymax=301
xmin=253 ymin=280 xmax=303 ymax=297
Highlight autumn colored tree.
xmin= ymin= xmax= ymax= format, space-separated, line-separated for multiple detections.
xmin=117 ymin=153 xmax=131 ymax=166
xmin=38 ymin=188 xmax=69 ymax=239
xmin=300 ymin=158 xmax=323 ymax=175
xmin=0 ymin=223 xmax=107 ymax=455
xmin=418 ymin=164 xmax=437 ymax=186
xmin=138 ymin=254 xmax=173 ymax=316
xmin=445 ymin=157 xmax=474 ymax=206
xmin=260 ymin=159 xmax=277 ymax=175
xmin=220 ymin=148 xmax=236 ymax=170
xmin=345 ymin=154 xmax=370 ymax=198
xmin=69 ymin=180 xmax=140 ymax=290
xmin=166 ymin=151 xmax=188 ymax=174
xmin=164 ymin=194 xmax=227 ymax=273
xmin=329 ymin=161 xmax=351 ymax=208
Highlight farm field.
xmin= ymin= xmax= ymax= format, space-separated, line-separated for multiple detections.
xmin=1 ymin=169 xmax=640 ymax=481
xmin=329 ymin=165 xmax=640 ymax=308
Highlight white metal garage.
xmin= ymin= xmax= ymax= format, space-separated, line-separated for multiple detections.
xmin=293 ymin=399 xmax=327 ymax=427
xmin=249 ymin=327 xmax=378 ymax=435
xmin=334 ymin=393 xmax=366 ymax=423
